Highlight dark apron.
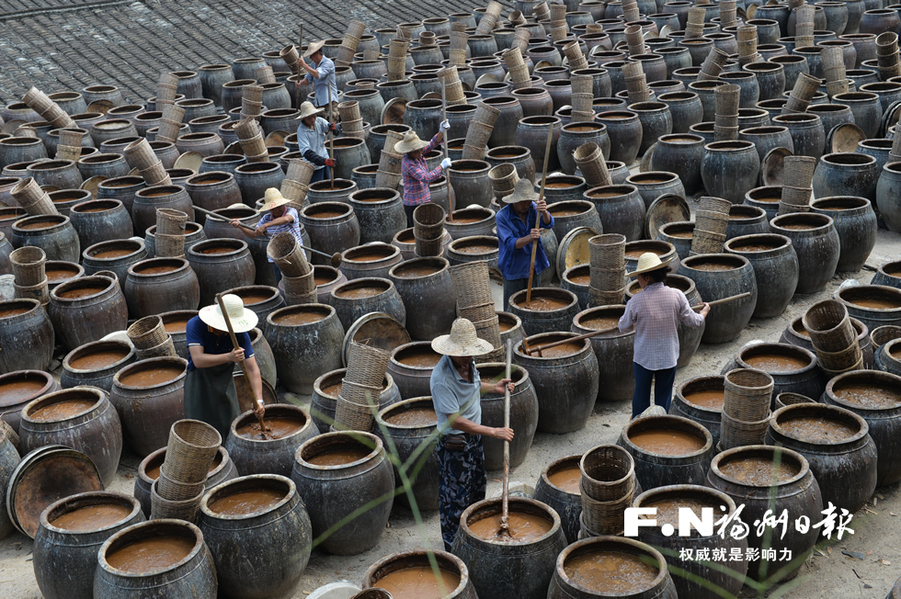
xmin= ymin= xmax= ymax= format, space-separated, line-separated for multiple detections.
xmin=184 ymin=362 xmax=240 ymax=439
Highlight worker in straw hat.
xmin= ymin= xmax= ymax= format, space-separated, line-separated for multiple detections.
xmin=496 ymin=178 xmax=555 ymax=309
xmin=230 ymin=188 xmax=303 ymax=284
xmin=297 ymin=40 xmax=338 ymax=111
xmin=619 ymin=252 xmax=710 ymax=418
xmin=397 ymin=125 xmax=452 ymax=228
xmin=430 ymin=318 xmax=515 ymax=551
xmin=185 ymin=294 xmax=265 ymax=437
xmin=296 ymin=101 xmax=338 ymax=183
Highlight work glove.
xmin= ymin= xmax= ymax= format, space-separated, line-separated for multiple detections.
xmin=440 ymin=157 xmax=452 ymax=169
xmin=325 ymin=158 xmax=335 ymax=167
xmin=439 ymin=120 xmax=451 ymax=132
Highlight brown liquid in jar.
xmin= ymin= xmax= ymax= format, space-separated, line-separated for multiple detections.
xmin=849 ymin=297 xmax=901 ymax=310
xmin=198 ymin=247 xmax=235 ymax=255
xmin=106 ymin=535 xmax=195 ymax=573
xmin=335 ymin=286 xmax=383 ymax=299
xmin=375 ymin=566 xmax=461 ymax=599
xmin=538 ymin=342 xmax=583 ymax=357
xmin=308 ymin=211 xmax=346 ymax=218
xmin=209 ymin=488 xmax=285 ymax=516
xmin=314 ymin=273 xmax=334 ymax=286
xmin=691 ymin=263 xmax=734 ymax=271
xmin=45 ymin=268 xmax=78 ymax=283
xmin=307 ymin=447 xmax=371 ymax=466
xmin=450 ymin=216 xmax=486 ymax=223
xmin=780 ymin=416 xmax=857 ymax=442
xmin=17 ymin=221 xmax=54 ymax=230
xmin=547 ymin=466 xmax=581 ymax=493
xmin=517 ymin=296 xmax=569 ymax=311
xmin=580 ymin=316 xmax=619 ymax=331
xmin=30 ymin=398 xmax=96 ymax=421
xmin=163 ymin=318 xmax=191 ymax=333
xmin=498 ymin=320 xmax=515 ymax=332
xmin=70 ymin=349 xmax=129 ymax=369
xmin=393 ymin=265 xmax=440 ymax=278
xmin=119 ymin=366 xmax=183 ymax=387
xmin=385 ymin=407 xmax=437 ymax=426
xmin=346 ymin=252 xmax=390 ymax=262
xmin=398 ymin=350 xmax=441 ymax=368
xmin=668 ymin=230 xmax=693 ymax=238
xmin=0 ymin=379 xmax=47 ymax=402
xmin=629 ymin=429 xmax=705 ymax=455
xmin=684 ymin=390 xmax=725 ymax=409
xmin=569 ymin=273 xmax=591 ymax=285
xmin=744 ymin=353 xmax=809 ymax=372
xmin=455 ymin=244 xmax=496 ymax=254
xmin=643 ymin=497 xmax=719 ymax=527
xmin=137 ymin=265 xmax=178 ymax=275
xmin=274 ymin=311 xmax=326 ymax=325
xmin=549 ymin=209 xmax=582 ymax=217
xmin=468 ymin=511 xmax=553 ymax=541
xmin=719 ymin=456 xmax=800 ymax=485
xmin=832 ymin=384 xmax=901 ymax=409
xmin=236 ymin=416 xmax=304 ymax=440
xmin=238 ymin=293 xmax=272 ymax=305
xmin=780 ymin=224 xmax=815 ymax=230
xmin=58 ymin=286 xmax=105 ymax=299
xmin=0 ymin=307 xmax=30 ymax=318
xmin=564 ymin=550 xmax=658 ymax=593
xmin=733 ymin=244 xmax=777 ymax=252
xmin=51 ymin=503 xmax=132 ymax=531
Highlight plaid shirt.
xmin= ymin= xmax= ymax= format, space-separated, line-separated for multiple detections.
xmin=259 ymin=207 xmax=302 ymax=262
xmin=618 ymin=282 xmax=705 ymax=370
xmin=401 ymin=134 xmax=442 ymax=206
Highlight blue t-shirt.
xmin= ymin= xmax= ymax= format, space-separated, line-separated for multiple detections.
xmin=496 ymin=203 xmax=554 ymax=280
xmin=185 ymin=316 xmax=253 ymax=371
xmin=429 ymin=355 xmax=482 ymax=436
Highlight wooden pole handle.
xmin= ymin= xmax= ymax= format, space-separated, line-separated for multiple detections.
xmin=216 ymin=294 xmax=267 ymax=434
xmin=500 ymin=339 xmax=512 ymax=533
xmin=525 ymin=124 xmax=555 ymax=303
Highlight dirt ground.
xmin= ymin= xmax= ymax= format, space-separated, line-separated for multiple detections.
xmin=0 ymin=219 xmax=899 ymax=598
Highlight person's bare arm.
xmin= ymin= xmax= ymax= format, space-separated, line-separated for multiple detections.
xmin=446 ymin=415 xmax=514 ymax=441
xmin=188 ymin=344 xmax=243 ymax=368
xmin=243 ymin=356 xmax=265 ymax=417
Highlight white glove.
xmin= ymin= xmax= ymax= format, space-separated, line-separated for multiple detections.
xmin=439 ymin=120 xmax=451 ymax=132
xmin=440 ymin=157 xmax=452 ymax=169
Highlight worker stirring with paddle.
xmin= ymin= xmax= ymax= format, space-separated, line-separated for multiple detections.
xmin=496 ymin=178 xmax=555 ymax=310
xmin=397 ymin=126 xmax=452 ymax=227
xmin=618 ymin=253 xmax=710 ymax=418
xmin=230 ymin=188 xmax=303 ymax=284
xmin=185 ymin=294 xmax=265 ymax=438
xmin=431 ymin=318 xmax=514 ymax=551
xmin=296 ymin=40 xmax=338 ymax=112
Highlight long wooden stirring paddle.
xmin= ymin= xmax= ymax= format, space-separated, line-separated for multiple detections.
xmin=216 ymin=293 xmax=269 ymax=439
xmin=525 ymin=123 xmax=555 ymax=304
xmin=498 ymin=339 xmax=514 ymax=538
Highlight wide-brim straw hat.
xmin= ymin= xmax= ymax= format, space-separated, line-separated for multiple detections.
xmin=395 ymin=130 xmax=429 ymax=154
xmin=431 ymin=318 xmax=494 ymax=357
xmin=296 ymin=101 xmax=324 ymax=120
xmin=261 ymin=187 xmax=291 ymax=211
xmin=303 ymin=40 xmax=326 ymax=58
xmin=627 ymin=252 xmax=675 ymax=277
xmin=198 ymin=293 xmax=258 ymax=333
xmin=503 ymin=178 xmax=539 ymax=204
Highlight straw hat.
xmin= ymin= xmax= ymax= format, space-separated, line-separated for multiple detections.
xmin=303 ymin=40 xmax=326 ymax=58
xmin=394 ymin=130 xmax=429 ymax=154
xmin=261 ymin=188 xmax=290 ymax=211
xmin=627 ymin=252 xmax=675 ymax=277
xmin=199 ymin=293 xmax=258 ymax=333
xmin=431 ymin=318 xmax=494 ymax=357
xmin=503 ymin=178 xmax=539 ymax=204
xmin=296 ymin=101 xmax=324 ymax=120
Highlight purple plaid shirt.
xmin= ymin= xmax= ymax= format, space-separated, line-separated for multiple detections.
xmin=401 ymin=134 xmax=442 ymax=206
xmin=618 ymin=282 xmax=705 ymax=370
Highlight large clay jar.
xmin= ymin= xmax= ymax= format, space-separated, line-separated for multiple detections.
xmin=131 ymin=185 xmax=194 ymax=237
xmin=583 ymin=184 xmax=646 ymax=241
xmin=513 ymin=332 xmax=599 ymax=434
xmin=812 ymin=153 xmax=879 ymax=205
xmin=533 ymin=454 xmax=582 ymax=544
xmin=629 ymin=101 xmax=674 ymax=155
xmin=476 ymin=362 xmax=539 ymax=471
xmin=677 ymin=253 xmax=758 ymax=344
xmin=876 ymin=161 xmax=901 ymax=233
xmin=515 ymin=116 xmax=563 ymax=173
xmin=328 ymin=277 xmax=406 ymax=330
xmin=11 ymin=214 xmax=80 ymax=263
xmin=649 ymin=133 xmax=706 ymax=195
xmin=508 ymin=287 xmax=581 ymax=336
xmin=730 ymin=342 xmax=826 ymax=401
xmin=772 ymin=113 xmax=826 ymax=160
xmin=265 ymin=304 xmax=345 ymax=395
xmin=572 ymin=305 xmax=635 ymax=403
xmin=447 ymin=160 xmax=494 ymax=208
xmin=810 ymin=196 xmax=877 ymax=272
xmin=61 ymin=339 xmax=136 ymax=392
xmin=619 ymin=415 xmax=714 ymax=490
xmin=299 ymin=202 xmax=361 ymax=263
xmin=187 ymin=238 xmax=255 ymax=307
xmin=556 ymin=122 xmax=610 ymax=175
xmin=48 ymin=276 xmax=128 ymax=352
xmin=348 ymin=188 xmax=406 ymax=244
xmin=388 ymin=257 xmax=457 ymax=341
xmin=707 ymin=445 xmax=823 ymax=582
xmin=548 ymin=537 xmax=678 ymax=599
xmin=362 ymin=549 xmax=478 ymax=599
xmin=767 ymin=403 xmax=877 ymax=513
xmin=670 ymin=375 xmax=724 ymax=444
xmin=724 ymin=233 xmax=798 ymax=318
xmin=224 ymin=404 xmax=319 ymax=477
xmin=0 ymin=299 xmax=54 ymax=374
xmin=124 ymin=257 xmax=201 ymax=318
xmin=20 ymin=387 xmax=122 ymax=486
xmin=700 ymin=140 xmax=760 ymax=204
xmin=373 ymin=397 xmax=439 ymax=510
xmin=33 ymin=492 xmax=143 ymax=599
xmin=290 ymin=431 xmax=394 ymax=555
xmin=311 ymin=369 xmax=399 ymax=433
xmin=453 ymin=497 xmax=567 ymax=599
xmin=109 ymin=356 xmax=187 ymax=457
xmin=198 ymin=474 xmax=312 ymax=599
xmin=595 ymin=110 xmax=642 ymax=165
xmin=769 ymin=212 xmax=840 ymax=294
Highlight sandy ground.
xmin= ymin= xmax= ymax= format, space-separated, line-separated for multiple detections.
xmin=0 ymin=221 xmax=900 ymax=598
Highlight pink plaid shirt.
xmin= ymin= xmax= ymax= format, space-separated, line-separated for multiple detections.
xmin=618 ymin=282 xmax=705 ymax=370
xmin=400 ymin=134 xmax=442 ymax=206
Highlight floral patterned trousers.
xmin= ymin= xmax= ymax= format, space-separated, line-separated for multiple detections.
xmin=437 ymin=434 xmax=487 ymax=551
